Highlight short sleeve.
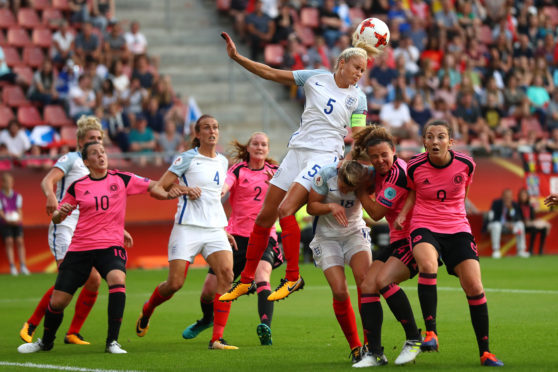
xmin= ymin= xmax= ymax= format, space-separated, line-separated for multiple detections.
xmin=54 ymin=153 xmax=78 ymax=175
xmin=126 ymin=174 xmax=151 ymax=196
xmin=311 ymin=168 xmax=330 ymax=195
xmin=59 ymin=187 xmax=77 ymax=208
xmin=406 ymin=172 xmax=416 ymax=191
xmin=168 ymin=150 xmax=196 ymax=177
xmin=225 ymin=165 xmax=238 ymax=190
xmin=293 ymin=69 xmax=330 ymax=86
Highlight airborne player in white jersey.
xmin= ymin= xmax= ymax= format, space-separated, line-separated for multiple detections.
xmin=219 ymin=31 xmax=371 ymax=303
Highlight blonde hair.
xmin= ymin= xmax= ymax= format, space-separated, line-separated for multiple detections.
xmin=351 ymin=30 xmax=384 ymax=58
xmin=229 ymin=132 xmax=278 ymax=165
xmin=338 ymin=160 xmax=367 ymax=188
xmin=76 ymin=115 xmax=103 ymax=150
xmin=351 ymin=125 xmax=395 ymax=161
xmin=334 ymin=47 xmax=368 ymax=71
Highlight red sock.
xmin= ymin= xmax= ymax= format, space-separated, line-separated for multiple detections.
xmin=212 ymin=293 xmax=231 ymax=342
xmin=279 ymin=215 xmax=301 ymax=282
xmin=240 ymin=223 xmax=270 ymax=283
xmin=142 ymin=286 xmax=173 ymax=319
xmin=357 ymin=287 xmax=368 ymax=345
xmin=333 ymin=297 xmax=362 ymax=350
xmin=28 ymin=286 xmax=54 ymax=326
xmin=67 ymin=287 xmax=98 ymax=335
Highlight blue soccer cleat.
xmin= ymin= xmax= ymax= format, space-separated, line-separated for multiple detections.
xmin=481 ymin=351 xmax=504 ymax=367
xmin=256 ymin=323 xmax=272 ymax=345
xmin=182 ymin=320 xmax=213 ymax=339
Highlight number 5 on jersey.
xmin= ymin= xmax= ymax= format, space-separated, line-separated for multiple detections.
xmin=324 ymin=98 xmax=336 ymax=114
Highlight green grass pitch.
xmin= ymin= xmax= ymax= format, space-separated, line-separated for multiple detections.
xmin=1 ymin=256 xmax=557 ymax=371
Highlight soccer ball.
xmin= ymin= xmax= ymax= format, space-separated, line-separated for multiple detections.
xmin=4 ymin=211 xmax=19 ymax=223
xmin=352 ymin=18 xmax=390 ymax=56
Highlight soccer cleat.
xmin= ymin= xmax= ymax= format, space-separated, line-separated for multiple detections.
xmin=420 ymin=331 xmax=439 ymax=352
xmin=394 ymin=339 xmax=422 ymax=365
xmin=136 ymin=312 xmax=150 ymax=337
xmin=105 ymin=340 xmax=127 ymax=354
xmin=20 ymin=322 xmax=37 ymax=343
xmin=20 ymin=265 xmax=30 ymax=275
xmin=218 ymin=281 xmax=256 ymax=302
xmin=267 ymin=276 xmax=305 ymax=301
xmin=182 ymin=320 xmax=213 ymax=339
xmin=517 ymin=251 xmax=530 ymax=258
xmin=256 ymin=323 xmax=272 ymax=346
xmin=352 ymin=347 xmax=388 ymax=368
xmin=208 ymin=338 xmax=239 ymax=350
xmin=17 ymin=338 xmax=53 ymax=354
xmin=349 ymin=346 xmax=363 ymax=364
xmin=10 ymin=265 xmax=18 ymax=276
xmin=480 ymin=351 xmax=504 ymax=367
xmin=491 ymin=251 xmax=501 ymax=259
xmin=64 ymin=333 xmax=90 ymax=345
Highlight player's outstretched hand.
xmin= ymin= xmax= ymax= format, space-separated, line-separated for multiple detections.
xmin=186 ymin=186 xmax=202 ymax=200
xmin=46 ymin=194 xmax=59 ymax=216
xmin=330 ymin=203 xmax=348 ymax=227
xmin=544 ymin=193 xmax=558 ymax=207
xmin=167 ymin=184 xmax=186 ymax=199
xmin=59 ymin=203 xmax=76 ymax=216
xmin=123 ymin=229 xmax=134 ymax=248
xmin=394 ymin=214 xmax=405 ymax=230
xmin=221 ymin=32 xmax=238 ymax=60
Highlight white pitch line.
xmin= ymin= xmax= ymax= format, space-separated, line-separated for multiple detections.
xmin=0 ymin=361 xmax=141 ymax=372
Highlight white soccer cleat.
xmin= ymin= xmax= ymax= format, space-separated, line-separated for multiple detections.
xmin=10 ymin=265 xmax=18 ymax=276
xmin=352 ymin=351 xmax=388 ymax=368
xmin=18 ymin=339 xmax=46 ymax=354
xmin=394 ymin=339 xmax=422 ymax=365
xmin=517 ymin=251 xmax=530 ymax=258
xmin=20 ymin=265 xmax=30 ymax=275
xmin=105 ymin=341 xmax=127 ymax=354
xmin=492 ymin=251 xmax=501 ymax=259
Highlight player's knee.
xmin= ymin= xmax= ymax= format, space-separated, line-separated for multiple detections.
xmin=167 ymin=278 xmax=184 ymax=293
xmin=462 ymin=281 xmax=483 ymax=297
xmin=332 ymin=289 xmax=350 ymax=302
xmin=375 ymin=274 xmax=392 ymax=291
xmin=86 ymin=272 xmax=102 ymax=290
xmin=215 ymin=266 xmax=234 ymax=284
xmin=418 ymin=260 xmax=438 ymax=274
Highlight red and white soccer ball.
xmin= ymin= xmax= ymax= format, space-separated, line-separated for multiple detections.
xmin=352 ymin=18 xmax=390 ymax=54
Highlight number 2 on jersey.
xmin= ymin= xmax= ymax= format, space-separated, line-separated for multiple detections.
xmin=324 ymin=98 xmax=336 ymax=115
xmin=254 ymin=186 xmax=262 ymax=201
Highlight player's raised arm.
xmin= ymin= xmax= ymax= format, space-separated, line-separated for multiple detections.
xmin=221 ymin=32 xmax=294 ymax=86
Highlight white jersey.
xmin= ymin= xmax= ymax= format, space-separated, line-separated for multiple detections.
xmin=311 ymin=163 xmax=369 ymax=238
xmin=289 ymin=70 xmax=367 ymax=156
xmin=51 ymin=151 xmax=88 ymax=228
xmin=169 ymin=148 xmax=229 ymax=228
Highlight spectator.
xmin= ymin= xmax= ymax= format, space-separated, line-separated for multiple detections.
xmin=121 ymin=76 xmax=149 ymax=117
xmin=229 ymin=0 xmax=249 ymax=41
xmin=109 ymin=59 xmax=130 ymax=96
xmin=103 ymin=22 xmax=129 ymax=66
xmin=0 ymin=120 xmax=31 ymax=159
xmin=366 ymin=81 xmax=387 ymax=119
xmin=98 ymin=78 xmax=118 ymax=113
xmin=513 ymin=33 xmax=534 ymax=60
xmin=409 ymin=94 xmax=432 ymax=134
xmin=51 ymin=20 xmax=75 ymax=66
xmin=387 ymin=0 xmax=410 ymax=34
xmin=527 ymin=74 xmax=551 ymax=124
xmin=437 ymin=53 xmax=461 ymax=89
xmin=151 ymin=76 xmax=174 ymax=110
xmin=408 ymin=17 xmax=427 ymax=53
xmin=132 ymin=55 xmax=155 ymax=90
xmin=69 ymin=0 xmax=89 ymax=24
xmin=125 ymin=21 xmax=148 ymax=56
xmin=503 ymin=74 xmax=527 ymax=117
xmin=435 ymin=0 xmax=460 ymax=41
xmin=128 ymin=114 xmax=156 ymax=166
xmin=0 ymin=173 xmax=29 ymax=276
xmin=517 ymin=188 xmax=551 ymax=256
xmin=157 ymin=119 xmax=184 ymax=164
xmin=454 ymin=89 xmax=493 ymax=144
xmin=0 ymin=46 xmax=24 ymax=86
xmin=28 ymin=59 xmax=60 ymax=106
xmin=272 ymin=3 xmax=294 ymax=44
xmin=68 ymin=74 xmax=96 ymax=121
xmin=306 ymin=36 xmax=331 ymax=70
xmin=91 ymin=0 xmax=115 ymax=31
xmin=487 ymin=188 xmax=529 ymax=259
xmin=369 ymin=52 xmax=397 ymax=88
xmin=21 ymin=145 xmax=53 ymax=170
xmin=379 ymin=92 xmax=419 ymax=141
xmin=144 ymin=97 xmax=165 ymax=134
xmin=434 ymin=73 xmax=457 ymax=109
xmin=281 ymin=35 xmax=307 ymax=71
xmin=245 ymin=0 xmax=275 ymax=60
xmin=74 ymin=22 xmax=101 ymax=66
xmin=104 ymin=102 xmax=129 ymax=152
xmin=546 ymin=88 xmax=558 ymax=131
xmin=393 ymin=35 xmax=420 ymax=76
xmin=319 ymin=0 xmax=343 ymax=48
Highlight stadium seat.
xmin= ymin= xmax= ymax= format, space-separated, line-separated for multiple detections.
xmin=521 ymin=117 xmax=545 ymax=138
xmin=44 ymin=105 xmax=73 ymax=127
xmin=32 ymin=27 xmax=53 ymax=48
xmin=2 ymin=85 xmax=29 ymax=107
xmin=2 ymin=46 xmax=22 ymax=67
xmin=0 ymin=30 xmax=6 ymax=45
xmin=295 ymin=25 xmax=315 ymax=47
xmin=31 ymin=0 xmax=52 ymax=10
xmin=23 ymin=46 xmax=45 ymax=68
xmin=300 ymin=7 xmax=320 ymax=28
xmin=17 ymin=8 xmax=41 ymax=29
xmin=0 ymin=105 xmax=15 ymax=128
xmin=543 ymin=6 xmax=558 ymax=26
xmin=52 ymin=0 xmax=70 ymax=11
xmin=499 ymin=116 xmax=517 ymax=130
xmin=7 ymin=27 xmax=32 ymax=47
xmin=17 ymin=106 xmax=44 ymax=127
xmin=264 ymin=44 xmax=284 ymax=66
xmin=42 ymin=8 xmax=64 ymax=28
xmin=348 ymin=7 xmax=365 ymax=25
xmin=12 ymin=66 xmax=33 ymax=86
xmin=398 ymin=139 xmax=421 ymax=160
xmin=216 ymin=0 xmax=231 ymax=12
xmin=478 ymin=25 xmax=493 ymax=45
xmin=60 ymin=125 xmax=77 ymax=148
xmin=0 ymin=9 xmax=16 ymax=29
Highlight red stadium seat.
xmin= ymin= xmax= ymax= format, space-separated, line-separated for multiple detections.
xmin=17 ymin=106 xmax=44 ymax=127
xmin=216 ymin=0 xmax=231 ymax=12
xmin=32 ymin=0 xmax=52 ymax=10
xmin=295 ymin=25 xmax=316 ymax=47
xmin=0 ymin=9 xmax=17 ymax=29
xmin=60 ymin=125 xmax=77 ymax=148
xmin=543 ymin=6 xmax=558 ymax=27
xmin=521 ymin=117 xmax=544 ymax=138
xmin=264 ymin=44 xmax=284 ymax=66
xmin=12 ymin=66 xmax=33 ymax=86
xmin=23 ymin=46 xmax=45 ymax=68
xmin=0 ymin=30 xmax=6 ymax=45
xmin=499 ymin=116 xmax=518 ymax=131
xmin=300 ymin=7 xmax=320 ymax=28
xmin=478 ymin=25 xmax=493 ymax=45
xmin=17 ymin=8 xmax=41 ymax=29
xmin=32 ymin=27 xmax=52 ymax=48
xmin=0 ymin=105 xmax=15 ymax=128
xmin=52 ymin=0 xmax=70 ymax=11
xmin=2 ymin=46 xmax=22 ymax=67
xmin=2 ymin=85 xmax=29 ymax=107
xmin=7 ymin=27 xmax=32 ymax=47
xmin=44 ymin=105 xmax=73 ymax=127
xmin=42 ymin=8 xmax=64 ymax=28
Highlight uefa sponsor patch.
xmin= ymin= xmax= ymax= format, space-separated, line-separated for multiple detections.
xmin=384 ymin=187 xmax=396 ymax=200
xmin=314 ymin=175 xmax=323 ymax=187
xmin=59 ymin=154 xmax=68 ymax=163
xmin=173 ymin=156 xmax=183 ymax=166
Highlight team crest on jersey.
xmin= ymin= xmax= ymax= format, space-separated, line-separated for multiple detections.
xmin=313 ymin=246 xmax=322 ymax=257
xmin=173 ymin=156 xmax=183 ymax=166
xmin=314 ymin=175 xmax=323 ymax=187
xmin=453 ymin=174 xmax=464 ymax=185
xmin=110 ymin=183 xmax=119 ymax=192
xmin=383 ymin=187 xmax=396 ymax=200
xmin=345 ymin=96 xmax=357 ymax=110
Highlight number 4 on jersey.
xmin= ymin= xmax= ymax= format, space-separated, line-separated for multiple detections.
xmin=214 ymin=172 xmax=220 ymax=185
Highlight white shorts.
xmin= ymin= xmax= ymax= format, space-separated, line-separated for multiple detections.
xmin=168 ymin=224 xmax=232 ymax=262
xmin=48 ymin=222 xmax=76 ymax=261
xmin=310 ymin=228 xmax=371 ymax=271
xmin=270 ymin=148 xmax=340 ymax=191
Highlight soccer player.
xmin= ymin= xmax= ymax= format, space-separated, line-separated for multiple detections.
xmin=136 ymin=115 xmax=239 ymax=350
xmin=182 ymin=132 xmax=282 ymax=346
xmin=394 ymin=120 xmax=504 ymax=367
xmin=20 ymin=116 xmax=106 ymax=345
xmin=306 ymin=160 xmax=372 ymax=365
xmin=17 ymin=142 xmax=179 ymax=354
xmin=219 ymin=32 xmax=369 ymax=302
xmin=351 ymin=126 xmax=422 ymax=367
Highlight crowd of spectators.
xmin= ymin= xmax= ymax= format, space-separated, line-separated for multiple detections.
xmin=0 ymin=0 xmax=187 ymax=169
xmin=218 ymin=0 xmax=558 ymax=158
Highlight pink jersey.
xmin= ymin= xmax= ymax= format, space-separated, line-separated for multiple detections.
xmin=225 ymin=161 xmax=278 ymax=240
xmin=406 ymin=150 xmax=475 ymax=234
xmin=59 ymin=170 xmax=150 ymax=252
xmin=374 ymin=156 xmax=410 ymax=243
